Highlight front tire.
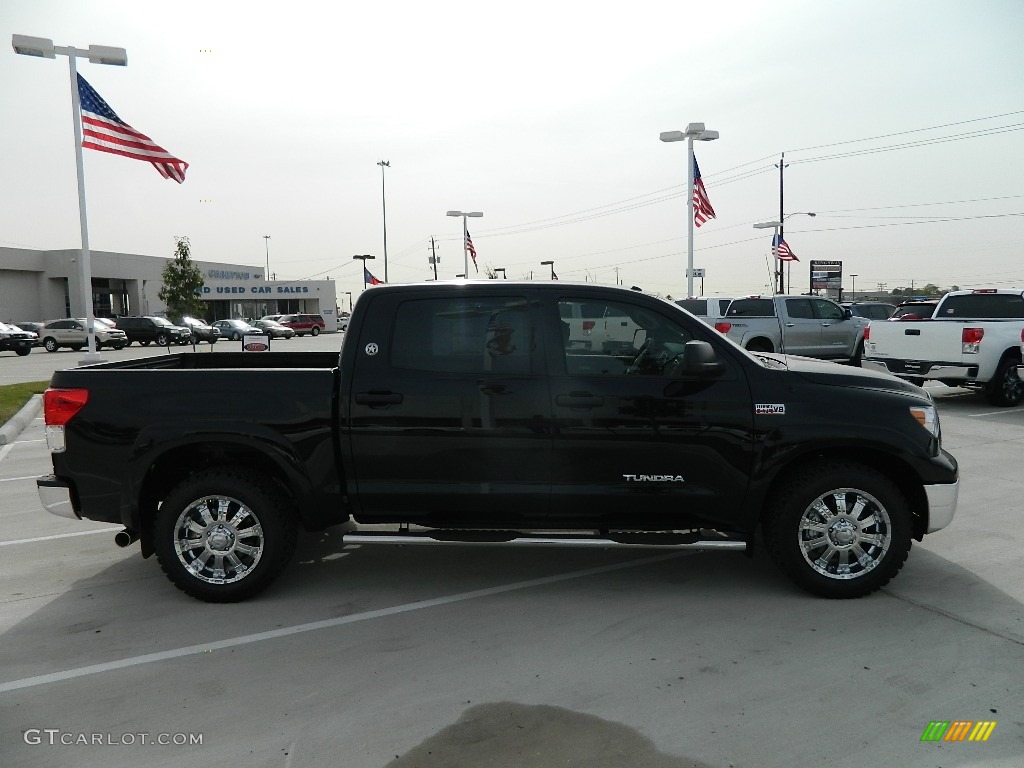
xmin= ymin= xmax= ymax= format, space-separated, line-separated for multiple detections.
xmin=983 ymin=355 xmax=1023 ymax=407
xmin=16 ymin=347 xmax=31 ymax=356
xmin=156 ymin=333 xmax=170 ymax=346
xmin=763 ymin=461 xmax=912 ymax=599
xmin=43 ymin=338 xmax=59 ymax=352
xmin=153 ymin=469 xmax=297 ymax=602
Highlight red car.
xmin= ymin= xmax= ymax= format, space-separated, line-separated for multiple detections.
xmin=277 ymin=313 xmax=326 ymax=336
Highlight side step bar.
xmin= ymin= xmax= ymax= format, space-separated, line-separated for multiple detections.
xmin=342 ymin=530 xmax=748 ymax=551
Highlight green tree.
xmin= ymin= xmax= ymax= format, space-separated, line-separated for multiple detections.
xmin=158 ymin=237 xmax=206 ymax=318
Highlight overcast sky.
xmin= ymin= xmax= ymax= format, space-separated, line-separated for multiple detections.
xmin=3 ymin=0 xmax=1023 ymax=299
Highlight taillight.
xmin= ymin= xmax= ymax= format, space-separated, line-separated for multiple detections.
xmin=962 ymin=327 xmax=984 ymax=355
xmin=864 ymin=326 xmax=871 ymax=341
xmin=582 ymin=321 xmax=596 ymax=333
xmin=43 ymin=388 xmax=88 ymax=426
xmin=714 ymin=321 xmax=731 ymax=334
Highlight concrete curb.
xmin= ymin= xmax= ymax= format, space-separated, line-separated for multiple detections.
xmin=0 ymin=394 xmax=43 ymax=446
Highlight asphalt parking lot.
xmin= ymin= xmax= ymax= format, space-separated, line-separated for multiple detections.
xmin=0 ymin=346 xmax=1021 ymax=767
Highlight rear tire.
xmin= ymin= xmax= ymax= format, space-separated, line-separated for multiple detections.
xmin=153 ymin=469 xmax=297 ymax=602
xmin=311 ymin=326 xmax=320 ymax=337
xmin=746 ymin=339 xmax=774 ymax=353
xmin=983 ymin=355 xmax=1023 ymax=406
xmin=763 ymin=461 xmax=912 ymax=598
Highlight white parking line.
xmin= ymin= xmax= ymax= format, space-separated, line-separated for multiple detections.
xmin=0 ymin=475 xmax=42 ymax=484
xmin=0 ymin=551 xmax=683 ymax=694
xmin=0 ymin=529 xmax=116 ymax=546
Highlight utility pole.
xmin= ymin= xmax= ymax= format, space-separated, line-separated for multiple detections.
xmin=428 ymin=237 xmax=440 ymax=280
xmin=775 ymin=152 xmax=788 ymax=294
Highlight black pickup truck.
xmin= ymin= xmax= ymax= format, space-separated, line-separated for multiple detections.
xmin=37 ymin=282 xmax=959 ymax=602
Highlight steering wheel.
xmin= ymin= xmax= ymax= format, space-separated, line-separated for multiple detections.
xmin=625 ymin=338 xmax=652 ymax=375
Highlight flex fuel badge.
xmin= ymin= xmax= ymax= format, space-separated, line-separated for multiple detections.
xmin=755 ymin=403 xmax=786 ymax=415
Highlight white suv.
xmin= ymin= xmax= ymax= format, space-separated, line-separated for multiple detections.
xmin=40 ymin=318 xmax=128 ymax=352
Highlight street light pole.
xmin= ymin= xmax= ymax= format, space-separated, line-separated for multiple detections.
xmin=263 ymin=235 xmax=271 ymax=281
xmin=780 ymin=211 xmax=815 ymax=294
xmin=540 ymin=260 xmax=556 ymax=280
xmin=753 ymin=221 xmax=782 ymax=292
xmin=660 ymin=122 xmax=719 ymax=298
xmin=446 ymin=210 xmax=483 ymax=276
xmin=345 ymin=291 xmax=352 ymax=311
xmin=377 ymin=160 xmax=390 ymax=282
xmin=13 ymin=34 xmax=127 ymax=363
xmin=851 ymin=274 xmax=858 ymax=301
xmin=494 ymin=268 xmax=506 ymax=280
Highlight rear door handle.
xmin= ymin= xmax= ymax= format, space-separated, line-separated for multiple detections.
xmin=355 ymin=391 xmax=403 ymax=406
xmin=556 ymin=393 xmax=605 ymax=409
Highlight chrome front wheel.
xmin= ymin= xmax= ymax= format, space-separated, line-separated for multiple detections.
xmin=764 ymin=462 xmax=912 ymax=598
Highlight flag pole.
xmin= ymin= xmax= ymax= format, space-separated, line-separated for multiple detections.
xmin=66 ymin=50 xmax=101 ymax=362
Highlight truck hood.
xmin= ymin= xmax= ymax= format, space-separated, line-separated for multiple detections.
xmin=765 ymin=353 xmax=926 ymax=397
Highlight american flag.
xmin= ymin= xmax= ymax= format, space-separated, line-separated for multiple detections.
xmin=692 ymin=154 xmax=716 ymax=227
xmin=364 ymin=267 xmax=383 ymax=285
xmin=772 ymin=234 xmax=798 ymax=261
xmin=77 ymin=74 xmax=188 ymax=183
xmin=466 ymin=229 xmax=478 ymax=272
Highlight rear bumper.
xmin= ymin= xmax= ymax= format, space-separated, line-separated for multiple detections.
xmin=924 ymin=479 xmax=959 ymax=533
xmin=37 ymin=475 xmax=80 ymax=520
xmin=862 ymin=359 xmax=976 ymax=381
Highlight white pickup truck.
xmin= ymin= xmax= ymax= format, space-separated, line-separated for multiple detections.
xmin=862 ymin=289 xmax=1024 ymax=406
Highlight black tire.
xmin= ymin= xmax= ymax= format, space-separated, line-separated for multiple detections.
xmin=849 ymin=339 xmax=864 ymax=367
xmin=210 ymin=338 xmax=217 ymax=345
xmin=153 ymin=469 xmax=297 ymax=602
xmin=43 ymin=338 xmax=59 ymax=353
xmin=746 ymin=339 xmax=774 ymax=353
xmin=16 ymin=347 xmax=31 ymax=356
xmin=311 ymin=326 xmax=320 ymax=337
xmin=113 ymin=344 xmax=126 ymax=350
xmin=231 ymin=332 xmax=241 ymax=341
xmin=156 ymin=333 xmax=170 ymax=346
xmin=983 ymin=355 xmax=1023 ymax=407
xmin=763 ymin=461 xmax=912 ymax=599
xmin=70 ymin=345 xmax=83 ymax=351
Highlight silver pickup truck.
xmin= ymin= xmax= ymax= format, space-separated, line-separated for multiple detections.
xmin=714 ymin=295 xmax=868 ymax=364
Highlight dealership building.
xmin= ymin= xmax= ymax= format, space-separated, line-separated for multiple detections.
xmin=0 ymin=246 xmax=341 ymax=329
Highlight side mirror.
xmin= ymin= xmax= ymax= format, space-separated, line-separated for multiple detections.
xmin=677 ymin=340 xmax=726 ymax=377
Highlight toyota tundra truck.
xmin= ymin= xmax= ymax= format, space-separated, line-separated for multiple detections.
xmin=37 ymin=282 xmax=959 ymax=602
xmin=862 ymin=288 xmax=1024 ymax=406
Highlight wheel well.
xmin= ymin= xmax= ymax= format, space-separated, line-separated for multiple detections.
xmin=136 ymin=442 xmax=298 ymax=557
xmin=759 ymin=448 xmax=930 ymax=541
xmin=745 ymin=337 xmax=775 ymax=353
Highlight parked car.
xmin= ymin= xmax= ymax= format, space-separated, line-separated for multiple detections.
xmin=39 ymin=318 xmax=128 ymax=352
xmin=336 ymin=312 xmax=351 ymax=332
xmin=841 ymin=302 xmax=897 ymax=320
xmin=0 ymin=322 xmax=37 ymax=355
xmin=277 ymin=313 xmax=326 ymax=336
xmin=252 ymin=319 xmax=295 ymax=339
xmin=212 ymin=319 xmax=267 ymax=341
xmin=260 ymin=314 xmax=283 ymax=323
xmin=171 ymin=316 xmax=220 ymax=344
xmin=889 ymin=299 xmax=940 ymax=321
xmin=15 ymin=321 xmax=46 ymax=340
xmin=117 ymin=316 xmax=192 ymax=346
xmin=675 ymin=296 xmax=737 ymax=326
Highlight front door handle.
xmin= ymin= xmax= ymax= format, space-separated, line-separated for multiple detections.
xmin=355 ymin=391 xmax=403 ymax=406
xmin=556 ymin=392 xmax=605 ymax=409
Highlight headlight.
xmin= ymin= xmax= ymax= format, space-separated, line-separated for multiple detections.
xmin=909 ymin=404 xmax=939 ymax=437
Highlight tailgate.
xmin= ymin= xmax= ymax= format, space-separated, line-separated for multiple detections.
xmin=864 ymin=320 xmax=965 ymax=362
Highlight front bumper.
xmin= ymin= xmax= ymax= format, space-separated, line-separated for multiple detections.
xmin=924 ymin=479 xmax=959 ymax=533
xmin=37 ymin=475 xmax=80 ymax=520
